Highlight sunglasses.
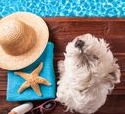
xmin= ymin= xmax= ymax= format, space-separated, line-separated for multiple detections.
xmin=31 ymin=100 xmax=56 ymax=114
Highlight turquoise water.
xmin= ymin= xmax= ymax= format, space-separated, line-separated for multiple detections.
xmin=0 ymin=0 xmax=125 ymax=17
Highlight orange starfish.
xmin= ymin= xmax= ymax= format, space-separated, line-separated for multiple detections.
xmin=14 ymin=62 xmax=51 ymax=96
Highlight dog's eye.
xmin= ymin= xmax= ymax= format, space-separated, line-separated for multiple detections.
xmin=93 ymin=55 xmax=99 ymax=60
xmin=109 ymin=72 xmax=115 ymax=76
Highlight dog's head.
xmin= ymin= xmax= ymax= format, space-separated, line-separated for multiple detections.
xmin=66 ymin=34 xmax=110 ymax=59
xmin=65 ymin=33 xmax=121 ymax=84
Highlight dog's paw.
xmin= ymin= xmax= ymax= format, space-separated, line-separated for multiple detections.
xmin=58 ymin=60 xmax=64 ymax=74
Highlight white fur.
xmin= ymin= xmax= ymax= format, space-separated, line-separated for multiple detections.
xmin=56 ymin=34 xmax=121 ymax=114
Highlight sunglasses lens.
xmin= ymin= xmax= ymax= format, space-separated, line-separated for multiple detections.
xmin=32 ymin=108 xmax=41 ymax=114
xmin=43 ymin=101 xmax=56 ymax=109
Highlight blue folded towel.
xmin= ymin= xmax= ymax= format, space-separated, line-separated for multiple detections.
xmin=7 ymin=42 xmax=56 ymax=101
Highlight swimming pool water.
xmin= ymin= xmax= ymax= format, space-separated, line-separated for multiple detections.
xmin=0 ymin=0 xmax=125 ymax=17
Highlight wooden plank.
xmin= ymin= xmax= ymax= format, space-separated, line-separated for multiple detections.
xmin=0 ymin=95 xmax=125 ymax=114
xmin=0 ymin=18 xmax=125 ymax=114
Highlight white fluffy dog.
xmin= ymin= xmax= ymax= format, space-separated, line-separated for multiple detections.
xmin=56 ymin=34 xmax=121 ymax=114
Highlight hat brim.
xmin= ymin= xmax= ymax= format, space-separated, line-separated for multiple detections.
xmin=0 ymin=12 xmax=49 ymax=70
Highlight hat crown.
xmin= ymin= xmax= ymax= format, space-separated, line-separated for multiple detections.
xmin=0 ymin=19 xmax=36 ymax=56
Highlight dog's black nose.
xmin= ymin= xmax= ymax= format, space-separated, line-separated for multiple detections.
xmin=75 ymin=40 xmax=85 ymax=49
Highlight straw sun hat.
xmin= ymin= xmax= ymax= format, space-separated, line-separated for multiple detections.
xmin=0 ymin=12 xmax=49 ymax=70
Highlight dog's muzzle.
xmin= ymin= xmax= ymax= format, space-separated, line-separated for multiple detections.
xmin=75 ymin=40 xmax=85 ymax=49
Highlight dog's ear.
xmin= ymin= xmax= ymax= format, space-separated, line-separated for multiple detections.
xmin=109 ymin=68 xmax=121 ymax=84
